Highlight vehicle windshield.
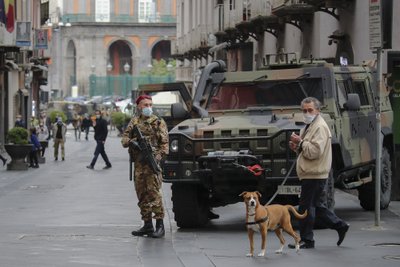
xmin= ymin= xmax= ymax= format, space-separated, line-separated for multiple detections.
xmin=207 ymin=78 xmax=323 ymax=111
xmin=144 ymin=91 xmax=188 ymax=116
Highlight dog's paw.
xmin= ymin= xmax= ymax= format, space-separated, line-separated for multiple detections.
xmin=246 ymin=253 xmax=253 ymax=257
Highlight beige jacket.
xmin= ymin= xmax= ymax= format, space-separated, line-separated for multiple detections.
xmin=296 ymin=114 xmax=332 ymax=180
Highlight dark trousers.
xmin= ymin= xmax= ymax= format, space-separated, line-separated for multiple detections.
xmin=90 ymin=140 xmax=111 ymax=167
xmin=29 ymin=150 xmax=39 ymax=166
xmin=298 ymin=179 xmax=346 ymax=242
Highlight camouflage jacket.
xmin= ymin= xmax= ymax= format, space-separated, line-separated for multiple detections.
xmin=121 ymin=114 xmax=169 ymax=161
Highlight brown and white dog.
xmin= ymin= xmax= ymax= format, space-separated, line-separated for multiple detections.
xmin=240 ymin=191 xmax=307 ymax=257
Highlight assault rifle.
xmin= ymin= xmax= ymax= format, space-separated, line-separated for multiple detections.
xmin=130 ymin=125 xmax=161 ymax=175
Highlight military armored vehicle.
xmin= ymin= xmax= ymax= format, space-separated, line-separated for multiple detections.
xmin=163 ymin=55 xmax=394 ymax=228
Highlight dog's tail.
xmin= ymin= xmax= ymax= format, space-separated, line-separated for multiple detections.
xmin=286 ymin=205 xmax=308 ymax=219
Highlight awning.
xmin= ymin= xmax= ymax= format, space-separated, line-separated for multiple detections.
xmin=31 ymin=64 xmax=48 ymax=72
xmin=5 ymin=59 xmax=19 ymax=70
xmin=18 ymin=88 xmax=29 ymax=96
xmin=208 ymin=42 xmax=229 ymax=54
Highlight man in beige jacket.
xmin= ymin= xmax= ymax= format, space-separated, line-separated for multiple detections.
xmin=288 ymin=97 xmax=349 ymax=249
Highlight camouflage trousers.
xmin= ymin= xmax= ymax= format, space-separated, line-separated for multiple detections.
xmin=133 ymin=162 xmax=164 ymax=221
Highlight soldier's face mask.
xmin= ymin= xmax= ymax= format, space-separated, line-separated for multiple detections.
xmin=142 ymin=107 xmax=153 ymax=117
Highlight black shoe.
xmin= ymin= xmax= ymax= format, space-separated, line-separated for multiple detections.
xmin=208 ymin=210 xmax=219 ymax=220
xmin=337 ymin=224 xmax=349 ymax=246
xmin=132 ymin=220 xmax=154 ymax=237
xmin=86 ymin=165 xmax=94 ymax=169
xmin=288 ymin=240 xmax=315 ymax=249
xmin=55 ymin=157 xmax=58 ymax=161
xmin=32 ymin=165 xmax=39 ymax=168
xmin=103 ymin=165 xmax=112 ymax=169
xmin=62 ymin=157 xmax=65 ymax=161
xmin=28 ymin=164 xmax=33 ymax=168
xmin=2 ymin=159 xmax=6 ymax=166
xmin=151 ymin=219 xmax=165 ymax=238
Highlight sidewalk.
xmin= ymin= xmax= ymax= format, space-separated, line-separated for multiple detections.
xmin=0 ymin=128 xmax=179 ymax=266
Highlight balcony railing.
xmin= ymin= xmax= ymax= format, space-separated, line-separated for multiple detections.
xmin=62 ymin=14 xmax=176 ymax=24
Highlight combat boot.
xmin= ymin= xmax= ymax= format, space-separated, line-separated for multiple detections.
xmin=151 ymin=219 xmax=165 ymax=238
xmin=131 ymin=220 xmax=154 ymax=236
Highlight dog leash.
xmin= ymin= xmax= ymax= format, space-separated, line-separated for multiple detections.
xmin=233 ymin=157 xmax=298 ymax=205
xmin=265 ymin=159 xmax=297 ymax=205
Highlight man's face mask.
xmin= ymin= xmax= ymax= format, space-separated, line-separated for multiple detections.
xmin=303 ymin=113 xmax=316 ymax=124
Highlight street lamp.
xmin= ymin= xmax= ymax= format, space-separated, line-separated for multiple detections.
xmin=147 ymin=64 xmax=153 ymax=83
xmin=106 ymin=63 xmax=113 ymax=96
xmin=123 ymin=62 xmax=131 ymax=97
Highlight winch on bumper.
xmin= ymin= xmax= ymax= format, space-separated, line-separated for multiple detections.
xmin=195 ymin=150 xmax=265 ymax=182
xmin=163 ymin=150 xmax=265 ymax=184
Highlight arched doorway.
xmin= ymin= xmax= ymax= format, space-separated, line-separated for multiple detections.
xmin=151 ymin=40 xmax=171 ymax=61
xmin=108 ymin=40 xmax=133 ymax=75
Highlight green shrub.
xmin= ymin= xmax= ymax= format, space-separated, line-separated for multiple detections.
xmin=7 ymin=127 xmax=29 ymax=144
xmin=49 ymin=110 xmax=67 ymax=124
xmin=111 ymin=111 xmax=130 ymax=127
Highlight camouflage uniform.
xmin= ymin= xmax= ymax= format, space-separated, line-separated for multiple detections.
xmin=121 ymin=114 xmax=169 ymax=221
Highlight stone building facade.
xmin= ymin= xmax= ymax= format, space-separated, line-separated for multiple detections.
xmin=45 ymin=0 xmax=177 ymax=98
xmin=173 ymin=0 xmax=399 ymax=88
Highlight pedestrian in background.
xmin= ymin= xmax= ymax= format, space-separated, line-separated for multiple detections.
xmin=36 ymin=123 xmax=49 ymax=157
xmin=121 ymin=95 xmax=169 ymax=238
xmin=81 ymin=113 xmax=91 ymax=141
xmin=14 ymin=114 xmax=26 ymax=128
xmin=288 ymin=97 xmax=349 ymax=249
xmin=72 ymin=113 xmax=82 ymax=141
xmin=0 ymin=153 xmax=7 ymax=167
xmin=53 ymin=117 xmax=67 ymax=161
xmin=28 ymin=127 xmax=41 ymax=168
xmin=86 ymin=110 xmax=112 ymax=170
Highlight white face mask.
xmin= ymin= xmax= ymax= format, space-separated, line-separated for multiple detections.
xmin=303 ymin=113 xmax=316 ymax=124
xmin=142 ymin=107 xmax=153 ymax=117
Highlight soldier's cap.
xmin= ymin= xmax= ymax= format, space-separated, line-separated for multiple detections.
xmin=135 ymin=95 xmax=152 ymax=105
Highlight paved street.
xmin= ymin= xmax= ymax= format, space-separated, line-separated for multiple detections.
xmin=0 ymin=128 xmax=400 ymax=267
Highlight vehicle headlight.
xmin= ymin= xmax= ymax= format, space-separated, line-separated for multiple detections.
xmin=170 ymin=139 xmax=179 ymax=153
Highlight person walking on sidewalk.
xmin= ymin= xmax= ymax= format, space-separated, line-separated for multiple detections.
xmin=86 ymin=110 xmax=112 ymax=170
xmin=81 ymin=113 xmax=91 ymax=141
xmin=288 ymin=97 xmax=349 ymax=249
xmin=53 ymin=117 xmax=67 ymax=161
xmin=121 ymin=95 xmax=169 ymax=238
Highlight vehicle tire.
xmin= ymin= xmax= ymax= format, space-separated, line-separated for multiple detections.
xmin=358 ymin=147 xmax=392 ymax=210
xmin=171 ymin=183 xmax=209 ymax=228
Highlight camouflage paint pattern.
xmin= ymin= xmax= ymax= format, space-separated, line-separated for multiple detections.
xmin=164 ymin=59 xmax=394 ymax=208
xmin=121 ymin=114 xmax=169 ymax=220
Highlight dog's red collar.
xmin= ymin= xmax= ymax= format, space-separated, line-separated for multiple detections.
xmin=246 ymin=216 xmax=269 ymax=225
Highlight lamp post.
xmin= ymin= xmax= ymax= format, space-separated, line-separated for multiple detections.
xmin=166 ymin=63 xmax=173 ymax=83
xmin=147 ymin=64 xmax=153 ymax=83
xmin=123 ymin=62 xmax=131 ymax=97
xmin=89 ymin=64 xmax=96 ymax=97
xmin=106 ymin=63 xmax=113 ymax=96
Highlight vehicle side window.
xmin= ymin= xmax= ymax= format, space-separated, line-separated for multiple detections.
xmin=353 ymin=81 xmax=369 ymax=106
xmin=336 ymin=80 xmax=347 ymax=109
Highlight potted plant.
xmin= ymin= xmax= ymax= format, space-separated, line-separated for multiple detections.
xmin=4 ymin=127 xmax=32 ymax=170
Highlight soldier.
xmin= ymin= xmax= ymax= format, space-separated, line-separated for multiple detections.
xmin=121 ymin=95 xmax=169 ymax=238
